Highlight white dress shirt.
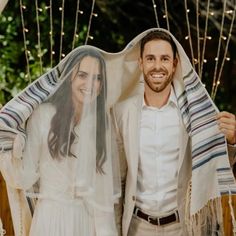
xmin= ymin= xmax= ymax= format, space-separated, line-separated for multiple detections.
xmin=136 ymin=87 xmax=182 ymax=216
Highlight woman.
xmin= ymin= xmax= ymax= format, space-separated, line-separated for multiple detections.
xmin=0 ymin=47 xmax=120 ymax=236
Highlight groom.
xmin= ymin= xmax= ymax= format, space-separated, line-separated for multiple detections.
xmin=112 ymin=29 xmax=236 ymax=236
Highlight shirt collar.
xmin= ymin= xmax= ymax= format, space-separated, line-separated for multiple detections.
xmin=142 ymin=86 xmax=178 ymax=109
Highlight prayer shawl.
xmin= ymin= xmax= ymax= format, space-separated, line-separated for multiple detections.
xmin=0 ymin=28 xmax=235 ymax=235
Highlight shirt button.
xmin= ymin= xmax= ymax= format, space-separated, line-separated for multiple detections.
xmin=132 ymin=196 xmax=136 ymax=201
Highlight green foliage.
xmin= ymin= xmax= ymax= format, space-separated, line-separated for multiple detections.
xmin=0 ymin=1 xmax=88 ymax=106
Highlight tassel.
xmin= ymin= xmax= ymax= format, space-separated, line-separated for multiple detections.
xmin=187 ymin=198 xmax=223 ymax=236
xmin=0 ymin=218 xmax=6 ymax=236
xmin=185 ymin=180 xmax=192 ymax=235
xmin=228 ymin=194 xmax=236 ymax=236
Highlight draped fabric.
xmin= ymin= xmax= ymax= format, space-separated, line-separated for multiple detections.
xmin=0 ymin=28 xmax=235 ymax=236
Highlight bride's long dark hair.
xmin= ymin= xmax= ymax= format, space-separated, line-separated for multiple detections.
xmin=47 ymin=48 xmax=107 ymax=172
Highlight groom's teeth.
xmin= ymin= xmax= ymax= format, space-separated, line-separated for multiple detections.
xmin=151 ymin=73 xmax=165 ymax=78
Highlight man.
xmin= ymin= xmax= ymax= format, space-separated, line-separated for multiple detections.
xmin=112 ymin=29 xmax=236 ymax=236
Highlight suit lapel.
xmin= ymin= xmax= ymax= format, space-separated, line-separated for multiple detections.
xmin=127 ymin=96 xmax=142 ymax=184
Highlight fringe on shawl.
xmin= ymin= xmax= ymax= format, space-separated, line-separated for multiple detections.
xmin=0 ymin=218 xmax=6 ymax=236
xmin=228 ymin=194 xmax=236 ymax=235
xmin=185 ymin=181 xmax=225 ymax=236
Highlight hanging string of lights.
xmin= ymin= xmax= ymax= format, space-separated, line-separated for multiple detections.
xmin=211 ymin=0 xmax=227 ymax=98
xmin=19 ymin=0 xmax=31 ymax=82
xmin=196 ymin=0 xmax=201 ymax=75
xmin=85 ymin=0 xmax=97 ymax=45
xmin=59 ymin=0 xmax=65 ymax=61
xmin=151 ymin=0 xmax=160 ymax=27
xmin=72 ymin=0 xmax=83 ymax=50
xmin=48 ymin=1 xmax=54 ymax=68
xmin=199 ymin=0 xmax=210 ymax=79
xmin=163 ymin=0 xmax=169 ymax=31
xmin=17 ymin=0 xmax=234 ymax=100
xmin=212 ymin=4 xmax=236 ymax=100
xmin=35 ymin=0 xmax=43 ymax=74
xmin=184 ymin=0 xmax=196 ymax=69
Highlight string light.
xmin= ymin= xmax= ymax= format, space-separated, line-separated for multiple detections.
xmin=185 ymin=36 xmax=189 ymax=40
xmin=196 ymin=0 xmax=200 ymax=75
xmin=226 ymin=10 xmax=233 ymax=14
xmin=163 ymin=0 xmax=170 ymax=30
xmin=59 ymin=0 xmax=65 ymax=61
xmin=184 ymin=0 xmax=195 ymax=68
xmin=92 ymin=13 xmax=98 ymax=17
xmin=207 ymin=36 xmax=212 ymax=40
xmin=19 ymin=0 xmax=31 ymax=81
xmin=85 ymin=0 xmax=96 ymax=45
xmin=72 ymin=0 xmax=82 ymax=50
xmin=221 ymin=36 xmax=227 ymax=40
xmin=199 ymin=0 xmax=210 ymax=80
xmin=49 ymin=0 xmax=54 ymax=67
xmin=210 ymin=11 xmax=214 ymax=16
xmin=88 ymin=35 xmax=94 ymax=40
xmin=151 ymin=0 xmax=160 ymax=27
xmin=35 ymin=0 xmax=43 ymax=74
xmin=213 ymin=3 xmax=236 ymax=99
xmin=211 ymin=0 xmax=228 ymax=99
xmin=187 ymin=9 xmax=190 ymax=13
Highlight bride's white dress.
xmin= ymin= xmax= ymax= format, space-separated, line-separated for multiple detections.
xmin=29 ymin=161 xmax=96 ymax=236
xmin=0 ymin=104 xmax=117 ymax=236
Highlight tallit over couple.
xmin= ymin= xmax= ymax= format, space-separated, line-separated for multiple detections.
xmin=0 ymin=28 xmax=235 ymax=236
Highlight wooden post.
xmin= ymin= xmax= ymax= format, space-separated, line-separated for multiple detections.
xmin=222 ymin=195 xmax=236 ymax=236
xmin=0 ymin=173 xmax=14 ymax=236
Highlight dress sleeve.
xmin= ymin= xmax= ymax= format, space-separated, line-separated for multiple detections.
xmin=94 ymin=209 xmax=118 ymax=236
xmin=0 ymin=108 xmax=42 ymax=190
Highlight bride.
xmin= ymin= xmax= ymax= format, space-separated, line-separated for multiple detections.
xmin=0 ymin=46 xmax=120 ymax=236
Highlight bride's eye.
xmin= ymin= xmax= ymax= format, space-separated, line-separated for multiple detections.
xmin=76 ymin=72 xmax=88 ymax=80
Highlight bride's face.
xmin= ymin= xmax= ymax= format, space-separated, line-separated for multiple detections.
xmin=71 ymin=56 xmax=101 ymax=106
